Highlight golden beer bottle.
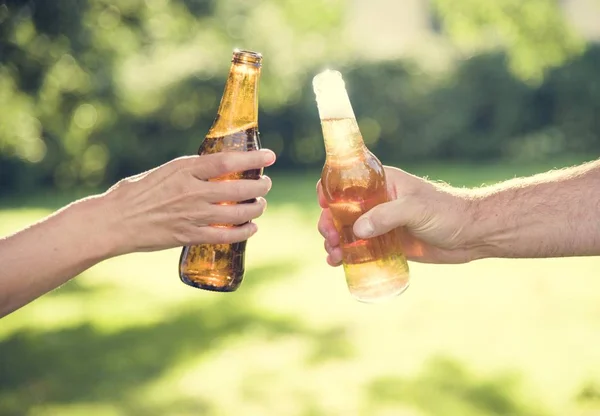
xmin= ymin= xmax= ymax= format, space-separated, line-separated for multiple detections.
xmin=179 ymin=49 xmax=263 ymax=292
xmin=313 ymin=70 xmax=410 ymax=303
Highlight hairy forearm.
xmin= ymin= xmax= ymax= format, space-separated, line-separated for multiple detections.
xmin=0 ymin=196 xmax=117 ymax=318
xmin=468 ymin=159 xmax=600 ymax=259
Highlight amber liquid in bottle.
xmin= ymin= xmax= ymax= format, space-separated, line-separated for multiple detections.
xmin=314 ymin=71 xmax=410 ymax=303
xmin=179 ymin=50 xmax=262 ymax=292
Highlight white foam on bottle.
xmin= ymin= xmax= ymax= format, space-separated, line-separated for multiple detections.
xmin=312 ymin=69 xmax=356 ymax=120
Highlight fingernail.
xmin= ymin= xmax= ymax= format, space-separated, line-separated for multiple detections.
xmin=249 ymin=222 xmax=258 ymax=235
xmin=332 ymin=248 xmax=343 ymax=263
xmin=260 ymin=149 xmax=276 ymax=165
xmin=263 ymin=175 xmax=272 ymax=190
xmin=354 ymin=218 xmax=374 ymax=238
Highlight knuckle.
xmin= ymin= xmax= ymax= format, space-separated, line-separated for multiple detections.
xmin=178 ymin=235 xmax=194 ymax=246
xmin=108 ymin=178 xmax=128 ymax=192
xmin=173 ymin=226 xmax=194 ymax=246
xmin=372 ymin=205 xmax=393 ymax=230
xmin=233 ymin=204 xmax=248 ymax=221
xmin=171 ymin=157 xmax=191 ymax=173
xmin=377 ymin=215 xmax=393 ymax=231
xmin=211 ymin=228 xmax=231 ymax=244
xmin=200 ymin=181 xmax=220 ymax=201
xmin=210 ymin=181 xmax=238 ymax=202
xmin=178 ymin=178 xmax=195 ymax=197
xmin=214 ymin=154 xmax=231 ymax=175
xmin=197 ymin=208 xmax=216 ymax=225
xmin=230 ymin=182 xmax=245 ymax=201
xmin=180 ymin=204 xmax=210 ymax=226
xmin=245 ymin=182 xmax=262 ymax=200
xmin=169 ymin=168 xmax=191 ymax=192
xmin=199 ymin=154 xmax=228 ymax=178
xmin=194 ymin=180 xmax=210 ymax=195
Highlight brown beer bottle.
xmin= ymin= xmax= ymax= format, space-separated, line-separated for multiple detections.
xmin=313 ymin=70 xmax=410 ymax=303
xmin=179 ymin=49 xmax=263 ymax=292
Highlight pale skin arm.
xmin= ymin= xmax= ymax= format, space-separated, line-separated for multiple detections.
xmin=318 ymin=159 xmax=600 ymax=265
xmin=466 ymin=158 xmax=600 ymax=259
xmin=0 ymin=150 xmax=276 ymax=318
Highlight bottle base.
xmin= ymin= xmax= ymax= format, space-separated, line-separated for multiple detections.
xmin=350 ymin=282 xmax=410 ymax=304
xmin=179 ymin=273 xmax=241 ymax=292
xmin=343 ymin=256 xmax=410 ymax=303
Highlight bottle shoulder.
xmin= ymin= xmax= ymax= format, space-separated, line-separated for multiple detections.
xmin=321 ymin=153 xmax=387 ymax=199
xmin=323 ymin=149 xmax=384 ymax=175
xmin=200 ymin=126 xmax=260 ymax=154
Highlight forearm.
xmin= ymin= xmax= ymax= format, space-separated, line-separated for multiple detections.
xmin=0 ymin=195 xmax=118 ymax=318
xmin=468 ymin=159 xmax=600 ymax=259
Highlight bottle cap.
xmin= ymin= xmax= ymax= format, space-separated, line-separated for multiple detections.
xmin=312 ymin=70 xmax=356 ymax=120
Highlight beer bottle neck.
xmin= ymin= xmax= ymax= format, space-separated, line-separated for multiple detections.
xmin=207 ymin=51 xmax=261 ymax=138
xmin=312 ymin=70 xmax=366 ymax=161
xmin=321 ymin=117 xmax=366 ymax=160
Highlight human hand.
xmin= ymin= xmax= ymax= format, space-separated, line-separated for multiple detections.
xmin=317 ymin=166 xmax=477 ymax=265
xmin=100 ymin=149 xmax=276 ymax=255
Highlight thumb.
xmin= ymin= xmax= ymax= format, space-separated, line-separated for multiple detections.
xmin=353 ymin=196 xmax=420 ymax=238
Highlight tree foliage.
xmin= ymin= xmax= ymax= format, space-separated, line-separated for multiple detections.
xmin=0 ymin=0 xmax=597 ymax=191
xmin=432 ymin=0 xmax=585 ymax=82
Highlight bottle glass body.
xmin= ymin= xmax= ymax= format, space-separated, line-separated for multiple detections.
xmin=320 ymin=118 xmax=410 ymax=303
xmin=179 ymin=50 xmax=262 ymax=292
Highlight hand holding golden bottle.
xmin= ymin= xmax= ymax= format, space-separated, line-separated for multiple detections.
xmin=312 ymin=70 xmax=410 ymax=303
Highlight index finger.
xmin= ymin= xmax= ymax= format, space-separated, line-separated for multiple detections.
xmin=316 ymin=180 xmax=329 ymax=208
xmin=192 ymin=149 xmax=276 ymax=180
xmin=318 ymin=208 xmax=340 ymax=246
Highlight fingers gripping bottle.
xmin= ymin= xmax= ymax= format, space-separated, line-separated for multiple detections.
xmin=179 ymin=49 xmax=263 ymax=292
xmin=313 ymin=70 xmax=410 ymax=303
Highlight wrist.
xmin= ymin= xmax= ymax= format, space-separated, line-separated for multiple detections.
xmin=72 ymin=193 xmax=126 ymax=260
xmin=461 ymin=192 xmax=501 ymax=261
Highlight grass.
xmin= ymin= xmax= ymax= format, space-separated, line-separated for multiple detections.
xmin=1 ymin=159 xmax=600 ymax=416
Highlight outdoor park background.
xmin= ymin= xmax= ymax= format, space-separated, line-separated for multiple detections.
xmin=1 ymin=0 xmax=600 ymax=415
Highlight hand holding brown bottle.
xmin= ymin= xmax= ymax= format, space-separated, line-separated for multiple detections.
xmin=105 ymin=150 xmax=276 ymax=255
xmin=0 ymin=149 xmax=275 ymax=318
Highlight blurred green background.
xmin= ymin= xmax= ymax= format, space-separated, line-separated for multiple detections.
xmin=1 ymin=0 xmax=600 ymax=415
